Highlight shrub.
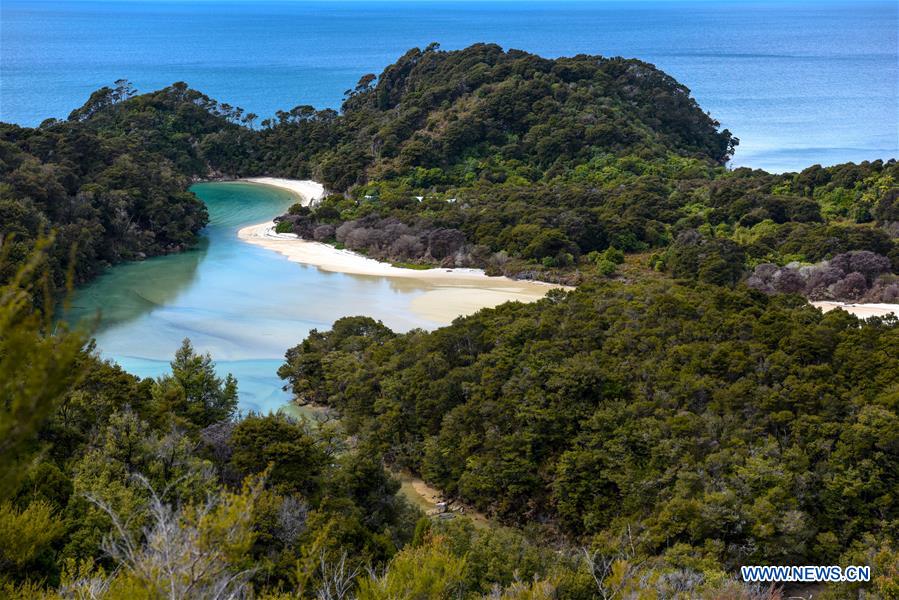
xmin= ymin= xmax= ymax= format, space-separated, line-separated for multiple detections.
xmin=312 ymin=224 xmax=336 ymax=241
xmin=275 ymin=221 xmax=295 ymax=234
xmin=830 ymin=271 xmax=868 ymax=300
xmin=830 ymin=250 xmax=891 ymax=285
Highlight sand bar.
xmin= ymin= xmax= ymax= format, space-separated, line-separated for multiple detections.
xmin=811 ymin=301 xmax=899 ymax=319
xmin=238 ymin=220 xmax=568 ymax=324
xmin=240 ymin=177 xmax=325 ymax=206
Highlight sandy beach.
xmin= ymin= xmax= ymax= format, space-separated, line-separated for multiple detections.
xmin=238 ymin=220 xmax=567 ymax=324
xmin=811 ymin=301 xmax=899 ymax=319
xmin=240 ymin=177 xmax=325 ymax=206
xmin=236 ymin=180 xmax=898 ymax=325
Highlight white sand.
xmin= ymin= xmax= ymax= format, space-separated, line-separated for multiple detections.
xmin=240 ymin=178 xmax=325 ymax=206
xmin=237 ymin=220 xmax=568 ymax=324
xmin=811 ymin=301 xmax=899 ymax=319
xmin=236 ymin=179 xmax=898 ymax=325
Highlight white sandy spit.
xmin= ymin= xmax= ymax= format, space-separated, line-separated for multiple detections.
xmin=237 ymin=221 xmax=568 ymax=324
xmin=240 ymin=177 xmax=325 ymax=206
xmin=236 ymin=180 xmax=898 ymax=324
xmin=811 ymin=301 xmax=899 ymax=319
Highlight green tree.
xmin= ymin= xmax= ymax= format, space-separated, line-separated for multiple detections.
xmin=0 ymin=239 xmax=85 ymax=497
xmin=151 ymin=339 xmax=237 ymax=429
xmin=229 ymin=414 xmax=327 ymax=496
xmin=356 ymin=537 xmax=467 ymax=600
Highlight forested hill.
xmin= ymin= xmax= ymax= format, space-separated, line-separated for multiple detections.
xmin=6 ymin=44 xmax=897 ymax=301
xmin=259 ymin=47 xmax=898 ymax=294
xmin=2 ymin=44 xmax=899 ymax=599
xmin=254 ymin=43 xmax=737 ymax=188
xmin=1 ymin=44 xmax=740 ymax=297
xmin=0 ymin=81 xmax=229 ymax=297
xmin=278 ymin=282 xmax=899 ymax=584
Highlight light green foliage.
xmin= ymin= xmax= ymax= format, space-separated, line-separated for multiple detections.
xmin=66 ymin=408 xmax=218 ymax=563
xmin=60 ymin=475 xmax=263 ymax=599
xmin=0 ymin=239 xmax=85 ymax=497
xmin=587 ymin=246 xmax=625 ymax=276
xmin=356 ymin=537 xmax=467 ymax=600
xmin=0 ymin=501 xmax=65 ymax=570
xmin=275 ymin=220 xmax=295 ymax=234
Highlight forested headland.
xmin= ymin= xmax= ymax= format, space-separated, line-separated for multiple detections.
xmin=3 ymin=45 xmax=897 ymax=300
xmin=1 ymin=44 xmax=897 ymax=598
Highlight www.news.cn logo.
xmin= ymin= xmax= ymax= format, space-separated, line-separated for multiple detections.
xmin=741 ymin=565 xmax=871 ymax=583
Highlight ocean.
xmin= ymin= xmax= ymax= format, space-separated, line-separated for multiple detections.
xmin=1 ymin=1 xmax=896 ymax=173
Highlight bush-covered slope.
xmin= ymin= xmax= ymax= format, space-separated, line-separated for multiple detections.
xmin=279 ymin=281 xmax=899 ymax=573
xmin=2 ymin=44 xmax=899 ymax=598
xmin=0 ymin=81 xmax=234 ymax=296
xmin=5 ymin=45 xmax=896 ymax=297
xmin=278 ymin=43 xmax=737 ymax=189
xmin=0 ymin=44 xmax=738 ymax=296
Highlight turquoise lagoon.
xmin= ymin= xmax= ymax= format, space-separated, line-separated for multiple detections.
xmin=65 ymin=182 xmax=442 ymax=413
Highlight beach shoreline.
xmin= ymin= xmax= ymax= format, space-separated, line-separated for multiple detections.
xmin=238 ymin=220 xmax=567 ymax=285
xmin=810 ymin=301 xmax=899 ymax=319
xmin=239 ymin=177 xmax=325 ymax=206
xmin=235 ymin=181 xmax=899 ymax=324
xmin=237 ymin=219 xmax=568 ymax=324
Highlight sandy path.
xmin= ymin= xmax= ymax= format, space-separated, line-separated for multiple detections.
xmin=394 ymin=471 xmax=490 ymax=526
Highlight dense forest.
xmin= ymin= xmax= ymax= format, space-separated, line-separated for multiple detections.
xmin=1 ymin=43 xmax=740 ymax=294
xmin=0 ymin=81 xmax=224 ymax=300
xmin=280 ymin=286 xmax=898 ymax=585
xmin=3 ymin=44 xmax=896 ymax=295
xmin=1 ymin=44 xmax=898 ymax=598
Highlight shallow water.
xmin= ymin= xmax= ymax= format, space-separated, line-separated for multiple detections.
xmin=2 ymin=1 xmax=896 ymax=172
xmin=65 ymin=182 xmax=445 ymax=413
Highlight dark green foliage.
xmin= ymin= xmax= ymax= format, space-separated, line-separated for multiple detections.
xmin=277 ymin=316 xmax=395 ymax=410
xmin=229 ymin=414 xmax=327 ymax=496
xmin=282 ymin=154 xmax=896 ymax=281
xmin=150 ymin=338 xmax=238 ymax=429
xmin=3 ymin=44 xmax=899 ymax=597
xmin=5 ymin=48 xmax=896 ymax=291
xmin=0 ymin=83 xmax=218 ymax=299
xmin=280 ymin=280 xmax=899 ymax=569
xmin=311 ymin=44 xmax=736 ymax=189
xmin=665 ymin=230 xmax=746 ymax=285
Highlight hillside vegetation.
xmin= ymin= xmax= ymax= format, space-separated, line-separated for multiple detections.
xmin=1 ymin=44 xmax=897 ymax=598
xmin=3 ymin=45 xmax=896 ymax=296
xmin=280 ymin=284 xmax=898 ymax=571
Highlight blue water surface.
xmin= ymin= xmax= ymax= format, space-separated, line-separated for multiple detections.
xmin=65 ymin=182 xmax=441 ymax=413
xmin=2 ymin=0 xmax=896 ymax=172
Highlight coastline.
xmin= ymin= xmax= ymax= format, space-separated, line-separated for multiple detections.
xmin=233 ymin=181 xmax=898 ymax=324
xmin=811 ymin=301 xmax=899 ymax=319
xmin=237 ymin=220 xmax=568 ymax=324
xmin=239 ymin=177 xmax=325 ymax=206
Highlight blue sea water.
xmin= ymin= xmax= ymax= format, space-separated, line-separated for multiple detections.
xmin=1 ymin=0 xmax=896 ymax=172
